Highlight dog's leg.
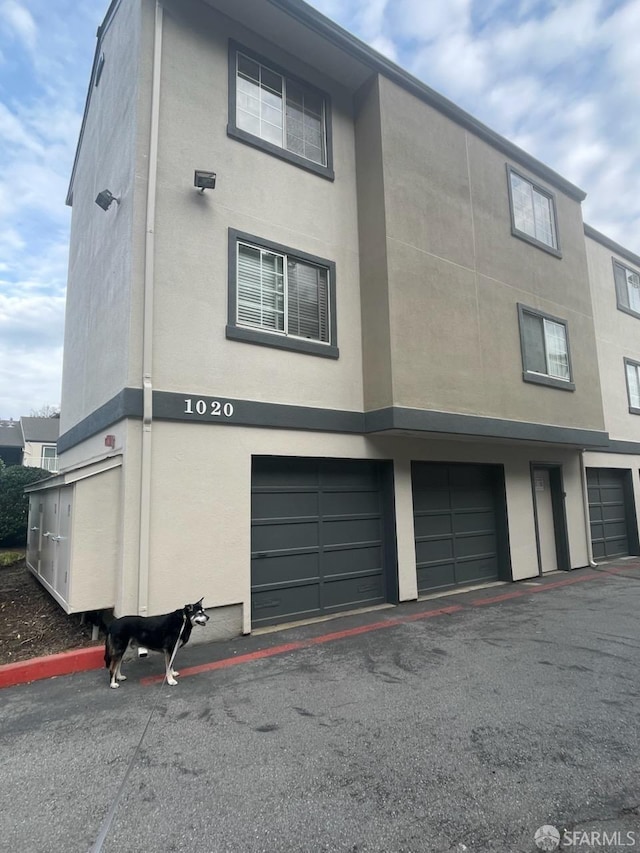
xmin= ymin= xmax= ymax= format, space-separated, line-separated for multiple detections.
xmin=164 ymin=651 xmax=178 ymax=685
xmin=115 ymin=658 xmax=127 ymax=682
xmin=109 ymin=657 xmax=121 ymax=689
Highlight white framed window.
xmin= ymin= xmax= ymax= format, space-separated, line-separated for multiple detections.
xmin=226 ymin=229 xmax=338 ymax=359
xmin=228 ymin=43 xmax=333 ymax=180
xmin=518 ymin=304 xmax=574 ymax=390
xmin=625 ymin=359 xmax=640 ymax=414
xmin=508 ymin=168 xmax=560 ymax=255
xmin=40 ymin=445 xmax=58 ymax=472
xmin=614 ymin=260 xmax=640 ymax=318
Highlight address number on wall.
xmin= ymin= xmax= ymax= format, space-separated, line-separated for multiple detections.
xmin=184 ymin=398 xmax=234 ymax=418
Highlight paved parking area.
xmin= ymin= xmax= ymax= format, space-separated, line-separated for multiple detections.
xmin=2 ymin=563 xmax=640 ymax=853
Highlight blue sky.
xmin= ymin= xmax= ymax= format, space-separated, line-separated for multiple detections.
xmin=0 ymin=0 xmax=638 ymax=420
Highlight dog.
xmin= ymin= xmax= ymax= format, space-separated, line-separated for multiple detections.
xmin=104 ymin=598 xmax=209 ymax=688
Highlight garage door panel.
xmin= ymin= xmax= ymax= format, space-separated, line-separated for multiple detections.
xmin=251 ymin=584 xmax=320 ymax=624
xmin=453 ymin=510 xmax=495 ymax=534
xmin=323 ymin=517 xmax=381 ymax=547
xmin=252 ymin=491 xmax=318 ymax=519
xmin=587 ymin=468 xmax=634 ymax=560
xmin=251 ymin=458 xmax=390 ymax=627
xmin=251 ymin=553 xmax=318 ymax=586
xmin=455 ymin=557 xmax=499 ymax=585
xmin=412 ymin=462 xmax=503 ymax=594
xmin=455 ymin=533 xmax=497 ymax=559
xmin=322 ymin=574 xmax=385 ymax=610
xmin=252 ymin=521 xmax=318 ymax=552
xmin=416 ymin=563 xmax=455 ymax=591
xmin=322 ymin=544 xmax=382 ymax=577
xmin=414 ymin=514 xmax=452 ymax=537
xmin=322 ymin=490 xmax=380 ymax=516
xmin=253 ymin=457 xmax=319 ymax=487
xmin=415 ymin=533 xmax=454 ymax=559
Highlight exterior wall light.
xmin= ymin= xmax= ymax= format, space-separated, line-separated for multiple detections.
xmin=194 ymin=170 xmax=216 ymax=192
xmin=95 ymin=189 xmax=120 ymax=211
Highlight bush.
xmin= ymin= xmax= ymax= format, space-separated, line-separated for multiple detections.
xmin=0 ymin=466 xmax=52 ymax=546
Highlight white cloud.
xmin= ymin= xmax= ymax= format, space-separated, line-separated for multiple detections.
xmin=0 ymin=0 xmax=37 ymax=53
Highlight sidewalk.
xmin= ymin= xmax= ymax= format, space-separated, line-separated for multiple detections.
xmin=2 ymin=559 xmax=638 ymax=690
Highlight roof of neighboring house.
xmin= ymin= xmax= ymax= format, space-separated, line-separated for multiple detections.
xmin=0 ymin=420 xmax=24 ymax=448
xmin=20 ymin=417 xmax=60 ymax=443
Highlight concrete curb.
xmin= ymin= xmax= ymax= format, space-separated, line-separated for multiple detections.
xmin=0 ymin=646 xmax=104 ymax=689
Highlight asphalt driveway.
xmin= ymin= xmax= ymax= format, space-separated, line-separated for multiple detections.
xmin=2 ymin=563 xmax=640 ymax=853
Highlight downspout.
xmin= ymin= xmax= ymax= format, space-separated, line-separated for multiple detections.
xmin=138 ymin=0 xmax=163 ymax=616
xmin=579 ymin=450 xmax=597 ymax=567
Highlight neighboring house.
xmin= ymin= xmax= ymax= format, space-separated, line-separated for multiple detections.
xmin=24 ymin=0 xmax=636 ymax=633
xmin=21 ymin=417 xmax=60 ymax=473
xmin=0 ymin=417 xmax=59 ymax=471
xmin=0 ymin=420 xmax=24 ymax=467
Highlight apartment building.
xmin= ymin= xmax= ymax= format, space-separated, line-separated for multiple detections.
xmin=28 ymin=0 xmax=633 ymax=634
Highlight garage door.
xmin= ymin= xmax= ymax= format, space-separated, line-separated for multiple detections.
xmin=587 ymin=468 xmax=635 ymax=560
xmin=251 ymin=458 xmax=391 ymax=627
xmin=412 ymin=462 xmax=505 ymax=594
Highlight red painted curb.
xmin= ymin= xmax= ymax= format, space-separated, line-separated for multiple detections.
xmin=0 ymin=646 xmax=104 ymax=689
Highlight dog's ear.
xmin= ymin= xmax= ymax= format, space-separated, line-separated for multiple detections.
xmin=197 ymin=597 xmax=204 ymax=606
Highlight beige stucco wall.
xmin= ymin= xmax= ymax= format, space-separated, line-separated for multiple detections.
xmin=60 ymin=0 xmax=152 ymax=434
xmin=586 ymin=235 xmax=640 ymax=442
xmin=147 ymin=2 xmax=364 ymax=412
xmin=128 ymin=421 xmax=591 ymax=631
xmin=354 ymin=75 xmax=604 ymax=433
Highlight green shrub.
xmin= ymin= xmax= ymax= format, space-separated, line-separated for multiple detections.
xmin=0 ymin=466 xmax=52 ymax=546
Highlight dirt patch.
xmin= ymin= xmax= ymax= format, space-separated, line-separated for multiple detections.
xmin=0 ymin=556 xmax=101 ymax=665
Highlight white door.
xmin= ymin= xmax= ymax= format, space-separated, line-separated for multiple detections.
xmin=533 ymin=468 xmax=558 ymax=573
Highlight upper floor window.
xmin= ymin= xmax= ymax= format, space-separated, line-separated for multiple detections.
xmin=228 ymin=42 xmax=334 ymax=180
xmin=614 ymin=260 xmax=640 ymax=318
xmin=508 ymin=167 xmax=561 ymax=257
xmin=625 ymin=358 xmax=640 ymax=414
xmin=518 ymin=304 xmax=574 ymax=390
xmin=226 ymin=229 xmax=338 ymax=358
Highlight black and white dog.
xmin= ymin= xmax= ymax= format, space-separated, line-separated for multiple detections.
xmin=104 ymin=598 xmax=209 ymax=688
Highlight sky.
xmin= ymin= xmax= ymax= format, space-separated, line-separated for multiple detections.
xmin=0 ymin=0 xmax=638 ymax=420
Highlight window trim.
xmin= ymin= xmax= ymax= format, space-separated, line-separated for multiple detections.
xmin=226 ymin=228 xmax=338 ymax=358
xmin=624 ymin=357 xmax=640 ymax=415
xmin=517 ymin=303 xmax=575 ymax=391
xmin=227 ymin=40 xmax=335 ymax=181
xmin=507 ymin=166 xmax=562 ymax=258
xmin=613 ymin=258 xmax=640 ymax=320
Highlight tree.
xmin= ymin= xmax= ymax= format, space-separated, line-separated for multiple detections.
xmin=0 ymin=466 xmax=52 ymax=546
xmin=29 ymin=405 xmax=60 ymax=418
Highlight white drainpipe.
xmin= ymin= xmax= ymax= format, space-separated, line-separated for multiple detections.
xmin=138 ymin=0 xmax=163 ymax=616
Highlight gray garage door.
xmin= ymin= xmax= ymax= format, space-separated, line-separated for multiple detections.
xmin=587 ymin=468 xmax=635 ymax=560
xmin=251 ymin=458 xmax=390 ymax=627
xmin=412 ymin=462 xmax=504 ymax=594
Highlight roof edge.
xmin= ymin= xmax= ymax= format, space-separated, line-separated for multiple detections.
xmin=266 ymin=0 xmax=587 ymax=202
xmin=66 ymin=0 xmax=122 ymax=206
xmin=584 ymin=224 xmax=640 ymax=269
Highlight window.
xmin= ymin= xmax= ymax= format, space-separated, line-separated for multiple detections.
xmin=625 ymin=359 xmax=640 ymax=414
xmin=40 ymin=446 xmax=58 ymax=473
xmin=226 ymin=229 xmax=338 ymax=358
xmin=507 ymin=167 xmax=560 ymax=256
xmin=228 ymin=42 xmax=333 ymax=180
xmin=518 ymin=304 xmax=574 ymax=390
xmin=614 ymin=260 xmax=640 ymax=318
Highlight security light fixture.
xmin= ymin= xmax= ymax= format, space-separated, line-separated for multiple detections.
xmin=194 ymin=170 xmax=216 ymax=192
xmin=95 ymin=189 xmax=120 ymax=211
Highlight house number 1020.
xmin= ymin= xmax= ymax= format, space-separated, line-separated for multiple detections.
xmin=184 ymin=398 xmax=234 ymax=418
